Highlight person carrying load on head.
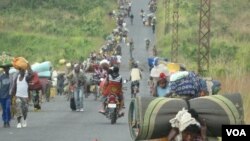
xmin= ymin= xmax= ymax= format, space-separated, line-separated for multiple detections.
xmin=152 ymin=72 xmax=171 ymax=97
xmin=0 ymin=66 xmax=13 ymax=128
xmin=11 ymin=63 xmax=33 ymax=128
xmin=149 ymin=57 xmax=169 ymax=96
xmin=167 ymin=108 xmax=207 ymax=141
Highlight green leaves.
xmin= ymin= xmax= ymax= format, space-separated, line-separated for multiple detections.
xmin=156 ymin=0 xmax=250 ymax=75
xmin=0 ymin=0 xmax=115 ymax=67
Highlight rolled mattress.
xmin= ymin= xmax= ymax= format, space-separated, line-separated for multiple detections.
xmin=128 ymin=93 xmax=244 ymax=140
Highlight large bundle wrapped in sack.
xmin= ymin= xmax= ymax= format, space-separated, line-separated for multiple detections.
xmin=31 ymin=61 xmax=52 ymax=79
xmin=37 ymin=71 xmax=52 ymax=78
xmin=12 ymin=57 xmax=29 ymax=70
xmin=31 ymin=61 xmax=52 ymax=72
xmin=168 ymin=72 xmax=201 ymax=97
xmin=150 ymin=64 xmax=169 ymax=78
xmin=128 ymin=93 xmax=244 ymax=140
xmin=0 ymin=52 xmax=13 ymax=67
xmin=170 ymin=71 xmax=189 ymax=82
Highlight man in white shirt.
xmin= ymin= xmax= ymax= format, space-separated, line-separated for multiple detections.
xmin=12 ymin=67 xmax=33 ymax=128
xmin=129 ymin=63 xmax=142 ymax=96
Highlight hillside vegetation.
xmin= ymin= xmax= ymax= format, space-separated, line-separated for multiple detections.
xmin=156 ymin=0 xmax=250 ymax=123
xmin=0 ymin=0 xmax=117 ymax=66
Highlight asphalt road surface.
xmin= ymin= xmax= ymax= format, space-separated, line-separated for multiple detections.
xmin=0 ymin=0 xmax=156 ymax=141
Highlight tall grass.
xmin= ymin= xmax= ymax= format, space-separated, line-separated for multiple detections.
xmin=156 ymin=0 xmax=250 ymax=123
xmin=218 ymin=73 xmax=250 ymax=124
xmin=0 ymin=0 xmax=116 ymax=67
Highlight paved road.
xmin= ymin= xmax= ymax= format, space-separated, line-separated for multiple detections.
xmin=0 ymin=0 xmax=155 ymax=141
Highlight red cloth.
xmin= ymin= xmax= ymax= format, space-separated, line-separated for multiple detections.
xmin=29 ymin=72 xmax=42 ymax=90
xmin=102 ymin=81 xmax=122 ymax=96
xmin=39 ymin=78 xmax=49 ymax=94
xmin=159 ymin=72 xmax=166 ymax=79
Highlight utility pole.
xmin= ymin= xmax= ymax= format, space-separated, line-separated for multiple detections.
xmin=198 ymin=0 xmax=211 ymax=76
xmin=171 ymin=0 xmax=179 ymax=63
xmin=164 ymin=0 xmax=171 ymax=34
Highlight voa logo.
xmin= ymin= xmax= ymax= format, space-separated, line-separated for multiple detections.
xmin=226 ymin=129 xmax=246 ymax=136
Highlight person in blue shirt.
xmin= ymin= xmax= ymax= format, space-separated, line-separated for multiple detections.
xmin=0 ymin=66 xmax=11 ymax=128
xmin=153 ymin=72 xmax=170 ymax=97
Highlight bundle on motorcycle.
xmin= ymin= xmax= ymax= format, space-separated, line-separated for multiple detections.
xmin=101 ymin=81 xmax=124 ymax=124
xmin=128 ymin=93 xmax=244 ymax=140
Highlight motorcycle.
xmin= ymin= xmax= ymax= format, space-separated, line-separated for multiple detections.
xmin=103 ymin=94 xmax=122 ymax=124
xmin=131 ymin=80 xmax=139 ymax=98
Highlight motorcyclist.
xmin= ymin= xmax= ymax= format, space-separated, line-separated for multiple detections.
xmin=129 ymin=62 xmax=142 ymax=97
xmin=99 ymin=66 xmax=124 ymax=116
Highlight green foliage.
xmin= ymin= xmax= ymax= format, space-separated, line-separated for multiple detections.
xmin=0 ymin=0 xmax=116 ymax=68
xmin=211 ymin=41 xmax=238 ymax=63
xmin=156 ymin=0 xmax=250 ymax=76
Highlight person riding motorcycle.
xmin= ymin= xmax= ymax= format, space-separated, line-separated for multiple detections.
xmin=99 ymin=66 xmax=124 ymax=116
xmin=129 ymin=63 xmax=142 ymax=97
